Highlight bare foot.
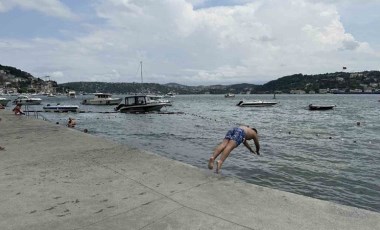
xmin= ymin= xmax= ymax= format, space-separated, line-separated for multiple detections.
xmin=216 ymin=160 xmax=222 ymax=174
xmin=208 ymin=157 xmax=214 ymax=170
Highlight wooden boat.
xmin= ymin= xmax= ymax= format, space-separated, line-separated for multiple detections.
xmin=236 ymin=100 xmax=277 ymax=107
xmin=115 ymin=95 xmax=170 ymax=113
xmin=43 ymin=104 xmax=80 ymax=113
xmin=308 ymin=104 xmax=335 ymax=110
xmin=82 ymin=93 xmax=122 ymax=105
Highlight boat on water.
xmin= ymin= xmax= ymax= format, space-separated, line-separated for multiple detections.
xmin=67 ymin=90 xmax=76 ymax=98
xmin=147 ymin=95 xmax=172 ymax=106
xmin=236 ymin=100 xmax=277 ymax=107
xmin=308 ymin=104 xmax=336 ymax=110
xmin=0 ymin=97 xmax=11 ymax=106
xmin=114 ymin=95 xmax=169 ymax=113
xmin=82 ymin=93 xmax=122 ymax=105
xmin=164 ymin=92 xmax=175 ymax=98
xmin=12 ymin=95 xmax=42 ymax=105
xmin=225 ymin=93 xmax=235 ymax=98
xmin=43 ymin=104 xmax=80 ymax=113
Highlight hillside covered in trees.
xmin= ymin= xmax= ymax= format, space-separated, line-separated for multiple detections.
xmin=258 ymin=71 xmax=380 ymax=93
xmin=59 ymin=71 xmax=380 ymax=94
xmin=2 ymin=63 xmax=380 ymax=94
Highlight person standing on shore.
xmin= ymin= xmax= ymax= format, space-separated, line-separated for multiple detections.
xmin=208 ymin=125 xmax=260 ymax=173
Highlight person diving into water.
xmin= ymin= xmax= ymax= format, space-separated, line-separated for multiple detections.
xmin=208 ymin=125 xmax=260 ymax=173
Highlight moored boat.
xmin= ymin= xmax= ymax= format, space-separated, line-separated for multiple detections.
xmin=0 ymin=97 xmax=11 ymax=106
xmin=12 ymin=95 xmax=42 ymax=105
xmin=236 ymin=100 xmax=277 ymax=107
xmin=67 ymin=90 xmax=76 ymax=98
xmin=82 ymin=93 xmax=122 ymax=105
xmin=225 ymin=93 xmax=235 ymax=98
xmin=43 ymin=104 xmax=80 ymax=113
xmin=164 ymin=92 xmax=175 ymax=98
xmin=147 ymin=95 xmax=172 ymax=106
xmin=115 ymin=95 xmax=169 ymax=113
xmin=308 ymin=104 xmax=336 ymax=110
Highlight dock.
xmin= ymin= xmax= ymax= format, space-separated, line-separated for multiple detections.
xmin=0 ymin=111 xmax=379 ymax=230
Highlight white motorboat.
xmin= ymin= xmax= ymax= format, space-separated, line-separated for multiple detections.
xmin=82 ymin=93 xmax=122 ymax=105
xmin=67 ymin=90 xmax=76 ymax=98
xmin=115 ymin=95 xmax=170 ymax=113
xmin=0 ymin=97 xmax=11 ymax=106
xmin=308 ymin=104 xmax=335 ymax=110
xmin=43 ymin=104 xmax=80 ymax=113
xmin=236 ymin=100 xmax=277 ymax=107
xmin=225 ymin=93 xmax=235 ymax=98
xmin=147 ymin=95 xmax=172 ymax=106
xmin=164 ymin=92 xmax=175 ymax=98
xmin=12 ymin=95 xmax=42 ymax=105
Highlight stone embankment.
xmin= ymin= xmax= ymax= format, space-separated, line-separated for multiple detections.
xmin=0 ymin=111 xmax=379 ymax=230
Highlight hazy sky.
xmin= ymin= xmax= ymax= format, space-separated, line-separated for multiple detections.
xmin=0 ymin=0 xmax=379 ymax=85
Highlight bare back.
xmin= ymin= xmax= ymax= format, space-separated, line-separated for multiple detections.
xmin=239 ymin=126 xmax=260 ymax=154
xmin=239 ymin=126 xmax=257 ymax=140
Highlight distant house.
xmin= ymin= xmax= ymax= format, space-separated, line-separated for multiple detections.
xmin=290 ymin=89 xmax=306 ymax=94
xmin=319 ymin=89 xmax=329 ymax=94
xmin=350 ymin=89 xmax=362 ymax=93
xmin=330 ymin=88 xmax=345 ymax=94
xmin=350 ymin=73 xmax=364 ymax=78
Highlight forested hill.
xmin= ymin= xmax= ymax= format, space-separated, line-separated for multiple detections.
xmin=57 ymin=82 xmax=258 ymax=94
xmin=2 ymin=63 xmax=379 ymax=94
xmin=58 ymin=82 xmax=178 ymax=95
xmin=0 ymin=64 xmax=35 ymax=79
xmin=60 ymin=71 xmax=380 ymax=94
xmin=258 ymin=71 xmax=380 ymax=93
xmin=0 ymin=64 xmax=46 ymax=91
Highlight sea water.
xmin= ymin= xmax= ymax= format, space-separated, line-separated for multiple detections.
xmin=15 ymin=93 xmax=380 ymax=212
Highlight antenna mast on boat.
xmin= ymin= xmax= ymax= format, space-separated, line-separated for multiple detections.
xmin=140 ymin=61 xmax=143 ymax=84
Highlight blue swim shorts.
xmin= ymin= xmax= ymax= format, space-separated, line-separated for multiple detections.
xmin=224 ymin=127 xmax=246 ymax=146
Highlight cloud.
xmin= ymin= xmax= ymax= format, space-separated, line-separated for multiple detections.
xmin=0 ymin=0 xmax=76 ymax=20
xmin=0 ymin=0 xmax=378 ymax=85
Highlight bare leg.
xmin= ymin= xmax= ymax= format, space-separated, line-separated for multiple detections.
xmin=209 ymin=139 xmax=229 ymax=169
xmin=216 ymin=141 xmax=237 ymax=173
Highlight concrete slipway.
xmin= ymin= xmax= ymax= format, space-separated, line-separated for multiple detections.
xmin=0 ymin=111 xmax=379 ymax=230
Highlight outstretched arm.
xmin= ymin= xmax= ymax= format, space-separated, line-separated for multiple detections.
xmin=252 ymin=135 xmax=260 ymax=155
xmin=243 ymin=140 xmax=258 ymax=155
